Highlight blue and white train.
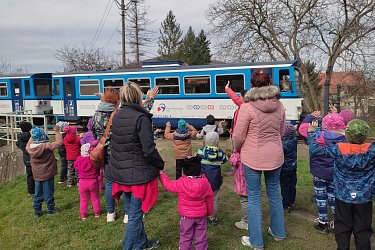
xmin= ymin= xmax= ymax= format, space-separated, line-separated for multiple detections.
xmin=0 ymin=61 xmax=303 ymax=128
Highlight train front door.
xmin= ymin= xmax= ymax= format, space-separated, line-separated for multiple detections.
xmin=11 ymin=79 xmax=23 ymax=112
xmin=63 ymin=78 xmax=78 ymax=120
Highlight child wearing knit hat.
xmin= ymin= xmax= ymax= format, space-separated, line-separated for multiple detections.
xmin=197 ymin=131 xmax=228 ymax=225
xmin=280 ymin=123 xmax=298 ymax=212
xmin=164 ymin=119 xmax=198 ymax=179
xmin=74 ymin=143 xmax=101 ymax=220
xmin=308 ymin=119 xmax=374 ymax=250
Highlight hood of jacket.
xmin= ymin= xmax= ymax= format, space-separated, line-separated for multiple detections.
xmin=179 ymin=174 xmax=211 ymax=199
xmin=97 ymin=102 xmax=117 ymax=112
xmin=323 ymin=131 xmax=346 ymax=146
xmin=245 ymin=85 xmax=280 ymax=113
xmin=201 ymin=146 xmax=221 ymax=161
xmin=28 ymin=143 xmax=47 ymax=158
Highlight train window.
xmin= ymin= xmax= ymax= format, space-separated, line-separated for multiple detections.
xmin=53 ymin=79 xmax=60 ymax=96
xmin=65 ymin=81 xmax=72 ymax=96
xmin=155 ymin=77 xmax=179 ymax=94
xmin=103 ymin=79 xmax=124 ymax=89
xmin=79 ymin=80 xmax=99 ymax=96
xmin=184 ymin=76 xmax=210 ymax=94
xmin=279 ymin=69 xmax=292 ymax=92
xmin=128 ymin=78 xmax=151 ymax=93
xmin=215 ymin=74 xmax=244 ymax=93
xmin=24 ymin=80 xmax=31 ymax=96
xmin=34 ymin=79 xmax=52 ymax=96
xmin=0 ymin=82 xmax=7 ymax=96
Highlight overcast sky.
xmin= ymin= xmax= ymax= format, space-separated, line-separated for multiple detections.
xmin=0 ymin=0 xmax=216 ymax=73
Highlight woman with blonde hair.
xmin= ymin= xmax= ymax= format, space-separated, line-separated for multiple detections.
xmin=107 ymin=82 xmax=164 ymax=250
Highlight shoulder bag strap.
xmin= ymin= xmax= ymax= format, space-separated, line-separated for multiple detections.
xmin=99 ymin=109 xmax=118 ymax=144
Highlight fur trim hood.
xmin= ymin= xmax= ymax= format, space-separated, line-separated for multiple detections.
xmin=244 ymin=85 xmax=280 ymax=102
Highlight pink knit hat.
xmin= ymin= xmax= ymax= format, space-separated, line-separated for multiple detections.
xmin=322 ymin=113 xmax=346 ymax=131
xmin=339 ymin=109 xmax=354 ymax=125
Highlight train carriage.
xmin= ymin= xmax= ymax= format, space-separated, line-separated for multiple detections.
xmin=52 ymin=60 xmax=302 ymax=128
xmin=0 ymin=73 xmax=53 ymax=115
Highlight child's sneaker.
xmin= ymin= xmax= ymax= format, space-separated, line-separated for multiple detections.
xmin=144 ymin=240 xmax=160 ymax=249
xmin=47 ymin=207 xmax=61 ymax=216
xmin=107 ymin=212 xmax=116 ymax=222
xmin=81 ymin=217 xmax=87 ymax=220
xmin=314 ymin=219 xmax=329 ymax=234
xmin=67 ymin=184 xmax=73 ymax=188
xmin=267 ymin=227 xmax=285 ymax=241
xmin=94 ymin=212 xmax=100 ymax=218
xmin=241 ymin=236 xmax=263 ymax=250
xmin=235 ymin=220 xmax=248 ymax=230
xmin=123 ymin=213 xmax=129 ymax=224
xmin=328 ymin=220 xmax=335 ymax=233
xmin=58 ymin=180 xmax=66 ymax=184
xmin=34 ymin=211 xmax=43 ymax=218
xmin=208 ymin=217 xmax=218 ymax=225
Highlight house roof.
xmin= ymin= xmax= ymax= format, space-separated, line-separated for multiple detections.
xmin=319 ymin=71 xmax=364 ymax=92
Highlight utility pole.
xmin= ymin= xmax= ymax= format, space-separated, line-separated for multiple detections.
xmin=121 ymin=0 xmax=126 ymax=69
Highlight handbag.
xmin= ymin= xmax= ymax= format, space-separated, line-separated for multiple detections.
xmin=90 ymin=109 xmax=117 ymax=168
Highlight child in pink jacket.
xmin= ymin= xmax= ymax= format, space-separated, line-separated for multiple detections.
xmin=74 ymin=143 xmax=101 ymax=220
xmin=159 ymin=155 xmax=214 ymax=250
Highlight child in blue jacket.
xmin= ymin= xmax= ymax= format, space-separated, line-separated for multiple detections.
xmin=280 ymin=123 xmax=298 ymax=212
xmin=197 ymin=131 xmax=228 ymax=225
xmin=308 ymin=119 xmax=374 ymax=250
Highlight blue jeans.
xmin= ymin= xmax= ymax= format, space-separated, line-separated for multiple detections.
xmin=123 ymin=192 xmax=148 ymax=250
xmin=33 ymin=178 xmax=55 ymax=212
xmin=105 ymin=180 xmax=129 ymax=214
xmin=244 ymin=166 xmax=286 ymax=248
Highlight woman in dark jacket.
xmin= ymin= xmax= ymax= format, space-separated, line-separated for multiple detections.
xmin=107 ymin=82 xmax=164 ymax=250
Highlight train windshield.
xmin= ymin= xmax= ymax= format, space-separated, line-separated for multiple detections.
xmin=34 ymin=78 xmax=52 ymax=96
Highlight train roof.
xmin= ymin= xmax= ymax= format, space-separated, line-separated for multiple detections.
xmin=53 ymin=60 xmax=299 ymax=77
xmin=0 ymin=73 xmax=52 ymax=79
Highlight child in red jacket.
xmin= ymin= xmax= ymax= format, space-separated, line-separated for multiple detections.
xmin=74 ymin=143 xmax=101 ymax=220
xmin=63 ymin=126 xmax=81 ymax=187
xmin=159 ymin=155 xmax=214 ymax=250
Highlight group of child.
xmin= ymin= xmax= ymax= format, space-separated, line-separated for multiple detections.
xmin=17 ymin=119 xmax=103 ymax=220
xmin=16 ymin=103 xmax=373 ymax=249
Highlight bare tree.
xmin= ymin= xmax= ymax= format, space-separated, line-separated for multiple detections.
xmin=0 ymin=57 xmax=10 ymax=74
xmin=126 ymin=0 xmax=153 ymax=65
xmin=208 ymin=0 xmax=375 ymax=113
xmin=55 ymin=43 xmax=120 ymax=72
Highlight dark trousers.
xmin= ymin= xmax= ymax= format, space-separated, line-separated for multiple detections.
xmin=33 ymin=178 xmax=55 ymax=212
xmin=25 ymin=165 xmax=35 ymax=195
xmin=176 ymin=159 xmax=186 ymax=180
xmin=280 ymin=169 xmax=297 ymax=208
xmin=59 ymin=155 xmax=68 ymax=182
xmin=335 ymin=199 xmax=372 ymax=250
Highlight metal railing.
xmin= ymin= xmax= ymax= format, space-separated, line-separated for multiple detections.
xmin=0 ymin=110 xmax=48 ymax=152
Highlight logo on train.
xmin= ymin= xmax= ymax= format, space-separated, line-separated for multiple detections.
xmin=0 ymin=104 xmax=9 ymax=109
xmin=157 ymin=103 xmax=166 ymax=112
xmin=80 ymin=104 xmax=97 ymax=110
xmin=186 ymin=104 xmax=214 ymax=110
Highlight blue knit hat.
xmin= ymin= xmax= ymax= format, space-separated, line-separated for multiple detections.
xmin=178 ymin=119 xmax=187 ymax=131
xmin=31 ymin=127 xmax=47 ymax=144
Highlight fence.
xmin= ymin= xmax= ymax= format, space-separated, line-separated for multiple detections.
xmin=0 ymin=111 xmax=48 ymax=184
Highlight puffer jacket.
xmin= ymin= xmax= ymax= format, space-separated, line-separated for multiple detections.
xmin=281 ymin=135 xmax=298 ymax=172
xmin=233 ymin=85 xmax=285 ymax=171
xmin=299 ymin=115 xmax=346 ymax=180
xmin=26 ymin=131 xmax=63 ymax=181
xmin=107 ymin=102 xmax=164 ymax=185
xmin=63 ymin=127 xmax=81 ymax=161
xmin=164 ymin=124 xmax=198 ymax=159
xmin=159 ymin=172 xmax=214 ymax=218
xmin=197 ymin=146 xmax=228 ymax=191
xmin=308 ymin=132 xmax=375 ymax=204
xmin=16 ymin=131 xmax=31 ymax=166
xmin=91 ymin=102 xmax=116 ymax=164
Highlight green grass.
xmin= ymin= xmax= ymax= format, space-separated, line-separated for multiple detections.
xmin=0 ymin=140 xmax=373 ymax=249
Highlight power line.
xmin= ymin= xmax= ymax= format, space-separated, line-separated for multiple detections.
xmin=91 ymin=0 xmax=114 ymax=48
xmin=104 ymin=20 xmax=121 ymax=50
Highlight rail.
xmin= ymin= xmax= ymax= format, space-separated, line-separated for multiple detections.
xmin=0 ymin=110 xmax=48 ymax=152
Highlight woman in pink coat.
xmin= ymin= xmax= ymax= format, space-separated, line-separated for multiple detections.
xmin=233 ymin=69 xmax=286 ymax=250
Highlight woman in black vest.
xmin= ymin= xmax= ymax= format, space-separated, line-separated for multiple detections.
xmin=107 ymin=82 xmax=164 ymax=250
